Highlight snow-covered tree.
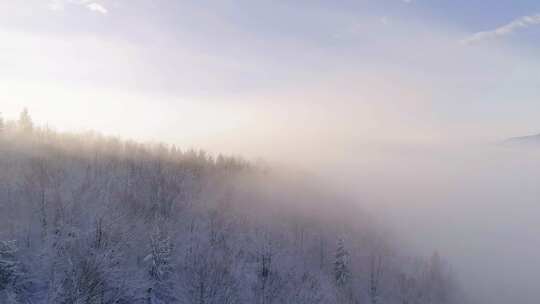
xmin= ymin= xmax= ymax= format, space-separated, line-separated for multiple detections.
xmin=0 ymin=241 xmax=28 ymax=303
xmin=334 ymin=238 xmax=354 ymax=303
xmin=369 ymin=254 xmax=384 ymax=304
xmin=181 ymin=244 xmax=239 ymax=304
xmin=18 ymin=108 xmax=33 ymax=134
xmin=144 ymin=224 xmax=177 ymax=304
xmin=0 ymin=112 xmax=4 ymax=134
xmin=334 ymin=238 xmax=350 ymax=287
xmin=0 ymin=119 xmax=466 ymax=304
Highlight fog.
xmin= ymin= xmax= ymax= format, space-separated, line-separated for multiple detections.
xmin=276 ymin=142 xmax=540 ymax=304
xmin=331 ymin=144 xmax=540 ymax=304
xmin=191 ymin=118 xmax=540 ymax=304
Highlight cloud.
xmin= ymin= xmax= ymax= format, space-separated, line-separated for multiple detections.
xmin=462 ymin=14 xmax=540 ymax=44
xmin=48 ymin=0 xmax=108 ymax=15
xmin=86 ymin=3 xmax=108 ymax=14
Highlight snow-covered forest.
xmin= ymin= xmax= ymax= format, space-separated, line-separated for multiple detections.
xmin=0 ymin=110 xmax=463 ymax=304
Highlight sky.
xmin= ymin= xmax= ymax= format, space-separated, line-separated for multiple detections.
xmin=2 ymin=1 xmax=540 ymax=303
xmin=1 ymin=0 xmax=540 ymax=157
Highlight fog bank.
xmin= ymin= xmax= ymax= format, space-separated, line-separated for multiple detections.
xmin=302 ymin=143 xmax=540 ymax=304
xmin=194 ymin=126 xmax=540 ymax=304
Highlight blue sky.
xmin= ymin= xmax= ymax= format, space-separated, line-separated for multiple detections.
xmin=1 ymin=0 xmax=540 ymax=153
xmin=422 ymin=0 xmax=539 ymax=29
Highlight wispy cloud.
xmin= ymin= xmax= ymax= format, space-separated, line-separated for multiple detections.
xmin=86 ymin=3 xmax=108 ymax=14
xmin=462 ymin=14 xmax=540 ymax=44
xmin=48 ymin=0 xmax=108 ymax=15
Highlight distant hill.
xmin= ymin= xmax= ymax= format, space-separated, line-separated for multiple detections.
xmin=504 ymin=133 xmax=540 ymax=147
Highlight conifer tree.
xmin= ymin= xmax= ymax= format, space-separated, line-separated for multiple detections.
xmin=18 ymin=108 xmax=33 ymax=133
xmin=334 ymin=238 xmax=350 ymax=287
xmin=145 ymin=224 xmax=176 ymax=304
xmin=0 ymin=241 xmax=26 ymax=302
xmin=334 ymin=238 xmax=353 ymax=303
xmin=0 ymin=112 xmax=4 ymax=133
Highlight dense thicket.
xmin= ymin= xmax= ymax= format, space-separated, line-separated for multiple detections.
xmin=0 ymin=112 xmax=463 ymax=304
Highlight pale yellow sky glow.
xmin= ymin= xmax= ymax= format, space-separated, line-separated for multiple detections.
xmin=1 ymin=0 xmax=540 ymax=160
xmin=0 ymin=26 xmax=443 ymax=161
xmin=1 ymin=82 xmax=254 ymax=146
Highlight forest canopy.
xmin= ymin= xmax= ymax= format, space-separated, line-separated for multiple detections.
xmin=0 ymin=110 xmax=463 ymax=304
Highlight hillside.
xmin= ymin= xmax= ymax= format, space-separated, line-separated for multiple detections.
xmin=504 ymin=133 xmax=540 ymax=147
xmin=0 ymin=114 xmax=463 ymax=304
